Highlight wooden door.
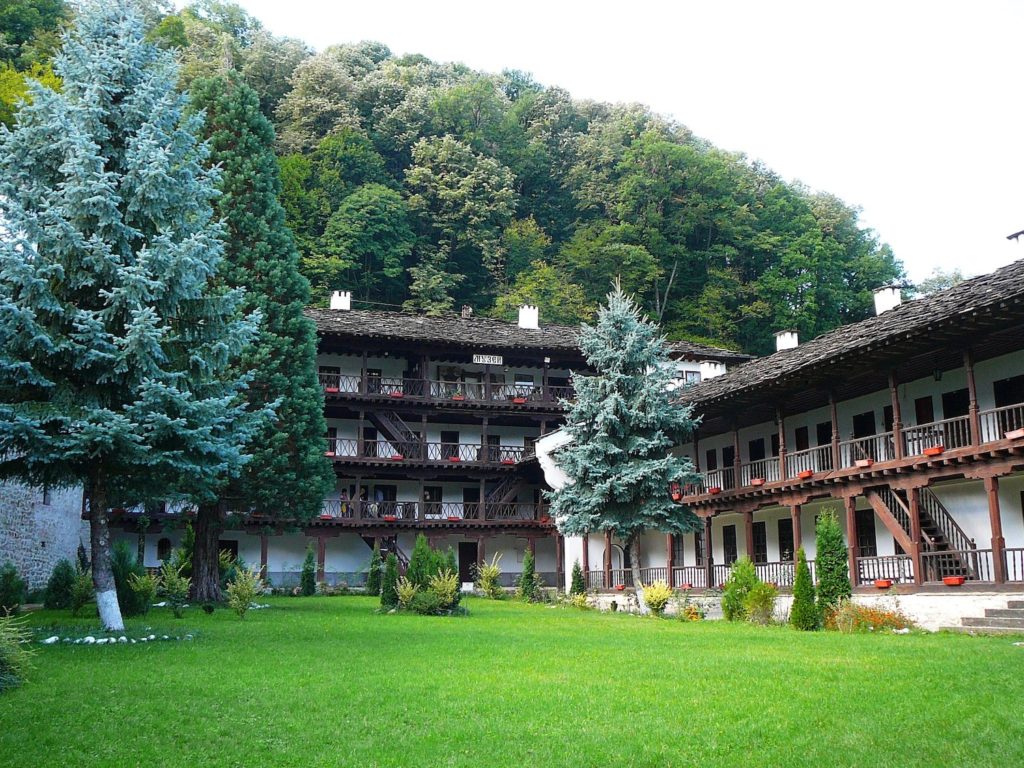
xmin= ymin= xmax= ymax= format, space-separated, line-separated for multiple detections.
xmin=458 ymin=541 xmax=478 ymax=583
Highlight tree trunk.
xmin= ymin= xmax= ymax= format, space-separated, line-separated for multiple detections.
xmin=90 ymin=470 xmax=125 ymax=631
xmin=627 ymin=532 xmax=649 ymax=615
xmin=192 ymin=502 xmax=224 ymax=603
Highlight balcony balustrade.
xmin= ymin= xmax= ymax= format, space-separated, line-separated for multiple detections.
xmin=317 ymin=499 xmax=548 ymax=523
xmin=323 ymin=438 xmax=532 ymax=465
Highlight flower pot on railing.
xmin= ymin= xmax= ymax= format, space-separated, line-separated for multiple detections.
xmin=943 ymin=575 xmax=966 ymax=587
xmin=448 ymin=456 xmax=461 ymax=463
xmin=383 ymin=515 xmax=397 ymax=522
xmin=679 ymin=582 xmax=693 ymax=590
xmin=539 ymin=515 xmax=551 ymax=524
xmin=615 ymin=584 xmax=625 ymax=591
xmin=390 ymin=454 xmax=404 ymax=461
xmin=797 ymin=469 xmax=814 ymax=480
xmin=1005 ymin=428 xmax=1024 ymax=440
xmin=923 ymin=445 xmax=945 ymax=457
xmin=855 ymin=458 xmax=874 ymax=468
xmin=324 ymin=451 xmax=335 ymax=457
xmin=708 ymin=486 xmax=722 ymax=495
xmin=512 ymin=396 xmax=527 ymax=405
xmin=451 ymin=394 xmax=465 ymax=401
xmin=750 ymin=478 xmax=765 ymax=487
xmin=324 ymin=387 xmax=339 ymax=394
xmin=446 ymin=516 xmax=461 ymax=522
xmin=389 ymin=392 xmax=404 ymax=399
xmin=874 ymin=578 xmax=892 ymax=589
xmin=319 ymin=514 xmax=333 ymax=521
xmin=670 ymin=492 xmax=683 ymax=501
xmin=501 ymin=458 xmax=515 ymax=465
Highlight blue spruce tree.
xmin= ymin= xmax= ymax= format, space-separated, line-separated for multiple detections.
xmin=0 ymin=1 xmax=262 ymax=630
xmin=550 ymin=284 xmax=702 ymax=589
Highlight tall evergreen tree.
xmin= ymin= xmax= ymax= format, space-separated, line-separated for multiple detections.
xmin=816 ymin=509 xmax=852 ymax=615
xmin=0 ymin=1 xmax=260 ymax=630
xmin=187 ymin=71 xmax=335 ymax=602
xmin=550 ymin=285 xmax=702 ymax=588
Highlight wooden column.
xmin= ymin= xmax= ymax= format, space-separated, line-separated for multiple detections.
xmin=889 ymin=371 xmax=904 ymax=460
xmin=582 ymin=531 xmax=590 ymax=577
xmin=665 ymin=534 xmax=675 ymax=587
xmin=790 ymin=505 xmax=802 ymax=560
xmin=484 ymin=364 xmax=492 ymax=401
xmin=360 ymin=350 xmax=368 ymax=394
xmin=478 ymin=478 xmax=486 ymax=520
xmin=693 ymin=429 xmax=701 ymax=472
xmin=908 ymin=488 xmax=924 ymax=585
xmin=744 ymin=511 xmax=755 ymax=559
xmin=603 ymin=529 xmax=612 ymax=588
xmin=829 ymin=390 xmax=841 ymax=470
xmin=704 ymin=516 xmax=714 ymax=587
xmin=354 ymin=476 xmax=362 ymax=520
xmin=555 ymin=534 xmax=564 ymax=592
xmin=528 ymin=536 xmax=537 ymax=556
xmin=357 ymin=409 xmax=365 ymax=456
xmin=316 ymin=535 xmax=326 ymax=582
xmin=542 ymin=357 xmax=550 ymax=399
xmin=985 ymin=476 xmax=1007 ymax=583
xmin=259 ymin=534 xmax=269 ymax=580
xmin=732 ymin=426 xmax=742 ymax=488
xmin=420 ymin=414 xmax=427 ymax=459
xmin=418 ymin=479 xmax=425 ymax=522
xmin=777 ymin=406 xmax=787 ymax=480
xmin=481 ymin=416 xmax=489 ymax=461
xmin=964 ymin=349 xmax=981 ymax=446
xmin=844 ymin=496 xmax=859 ymax=586
xmin=477 ymin=536 xmax=485 ymax=568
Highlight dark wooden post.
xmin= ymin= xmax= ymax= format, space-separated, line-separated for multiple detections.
xmin=478 ymin=478 xmax=486 ymax=519
xmin=259 ymin=534 xmax=269 ymax=580
xmin=421 ymin=354 xmax=430 ymax=398
xmin=790 ymin=505 xmax=802 ymax=560
xmin=732 ymin=425 xmax=742 ymax=488
xmin=484 ymin=364 xmax=492 ymax=401
xmin=777 ymin=406 xmax=787 ymax=480
xmin=360 ymin=350 xmax=368 ymax=394
xmin=964 ymin=349 xmax=981 ymax=446
xmin=582 ymin=531 xmax=590 ymax=581
xmin=354 ymin=477 xmax=362 ymax=520
xmin=844 ymin=496 xmax=859 ymax=586
xmin=603 ymin=529 xmax=612 ymax=588
xmin=830 ymin=390 xmax=841 ymax=470
xmin=316 ymin=535 xmax=326 ymax=582
xmin=528 ymin=536 xmax=537 ymax=557
xmin=744 ymin=511 xmax=755 ymax=559
xmin=420 ymin=414 xmax=427 ymax=459
xmin=481 ymin=416 xmax=489 ymax=463
xmin=418 ymin=479 xmax=425 ymax=521
xmin=985 ymin=476 xmax=1007 ymax=583
xmin=908 ymin=487 xmax=924 ymax=585
xmin=889 ymin=371 xmax=904 ymax=460
xmin=704 ymin=516 xmax=714 ymax=587
xmin=357 ymin=409 xmax=365 ymax=456
xmin=477 ymin=536 xmax=485 ymax=569
xmin=665 ymin=533 xmax=675 ymax=586
xmin=693 ymin=429 xmax=701 ymax=472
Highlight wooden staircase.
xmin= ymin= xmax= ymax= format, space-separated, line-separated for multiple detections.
xmin=361 ymin=535 xmax=410 ymax=572
xmin=485 ymin=475 xmax=522 ymax=505
xmin=942 ymin=600 xmax=1024 ymax=635
xmin=367 ymin=410 xmax=420 ymax=456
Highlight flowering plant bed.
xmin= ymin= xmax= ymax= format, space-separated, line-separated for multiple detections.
xmin=943 ymin=575 xmax=966 ymax=586
xmin=923 ymin=445 xmax=945 ymax=457
xmin=797 ymin=469 xmax=814 ymax=480
xmin=855 ymin=458 xmax=874 ymax=468
xmin=874 ymin=578 xmax=893 ymax=589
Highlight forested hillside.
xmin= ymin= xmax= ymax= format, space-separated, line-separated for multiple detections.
xmin=2 ymin=1 xmax=904 ymax=355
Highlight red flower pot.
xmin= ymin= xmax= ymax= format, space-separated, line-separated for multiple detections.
xmin=943 ymin=575 xmax=965 ymax=586
xmin=389 ymin=392 xmax=404 ymax=399
xmin=324 ymin=451 xmax=335 ymax=457
xmin=708 ymin=487 xmax=722 ymax=495
xmin=874 ymin=579 xmax=892 ymax=589
xmin=1005 ymin=428 xmax=1024 ymax=440
xmin=679 ymin=582 xmax=693 ymax=590
xmin=319 ymin=514 xmax=333 ymax=521
xmin=855 ymin=458 xmax=874 ymax=469
xmin=448 ymin=456 xmax=461 ymax=463
xmin=446 ymin=516 xmax=462 ymax=522
xmin=383 ymin=515 xmax=397 ymax=522
xmin=615 ymin=584 xmax=625 ymax=591
xmin=539 ymin=516 xmax=551 ymax=524
xmin=501 ymin=458 xmax=515 ymax=465
xmin=324 ymin=387 xmax=339 ymax=394
xmin=671 ymin=492 xmax=682 ymax=501
xmin=798 ymin=469 xmax=814 ymax=480
xmin=451 ymin=394 xmax=465 ymax=401
xmin=512 ymin=397 xmax=527 ymax=405
xmin=923 ymin=445 xmax=945 ymax=457
xmin=390 ymin=454 xmax=404 ymax=461
xmin=750 ymin=478 xmax=765 ymax=487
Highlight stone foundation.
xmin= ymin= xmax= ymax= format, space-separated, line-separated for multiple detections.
xmin=0 ymin=482 xmax=86 ymax=590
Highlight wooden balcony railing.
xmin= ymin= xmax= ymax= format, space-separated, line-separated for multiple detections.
xmin=902 ymin=415 xmax=971 ymax=456
xmin=920 ymin=549 xmax=994 ymax=583
xmin=784 ymin=445 xmax=833 ymax=476
xmin=319 ymin=369 xmax=573 ymax=407
xmin=671 ymin=566 xmax=709 ymax=589
xmin=318 ymin=500 xmax=549 ymax=523
xmin=980 ymin=403 xmax=1024 ymax=442
xmin=856 ymin=554 xmax=914 ymax=585
xmin=1005 ymin=548 xmax=1024 ymax=582
xmin=839 ymin=432 xmax=895 ymax=467
xmin=739 ymin=456 xmax=781 ymax=485
xmin=324 ymin=438 xmax=532 ymax=465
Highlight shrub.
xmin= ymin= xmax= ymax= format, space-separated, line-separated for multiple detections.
xmin=169 ymin=523 xmax=194 ymax=579
xmin=160 ymin=561 xmax=191 ymax=618
xmin=380 ymin=553 xmax=399 ymax=610
xmin=127 ymin=571 xmax=159 ymax=616
xmin=0 ymin=562 xmax=25 ymax=615
xmin=405 ymin=534 xmax=434 ymax=588
xmin=721 ymin=557 xmax=758 ymax=621
xmin=516 ymin=548 xmax=539 ymax=601
xmin=111 ymin=540 xmax=147 ymax=617
xmin=44 ymin=559 xmax=77 ymax=610
xmin=0 ymin=614 xmax=33 ymax=693
xmin=744 ymin=581 xmax=778 ymax=625
xmin=409 ymin=589 xmax=442 ymax=615
xmin=641 ymin=580 xmax=674 ymax=615
xmin=396 ymin=576 xmax=419 ymax=609
xmin=569 ymin=592 xmax=590 ymax=610
xmin=475 ymin=553 xmax=503 ymax=599
xmin=827 ymin=598 xmax=914 ymax=633
xmin=226 ymin=567 xmax=265 ymax=619
xmin=218 ymin=549 xmax=247 ymax=590
xmin=70 ymin=568 xmax=93 ymax=617
xmin=816 ymin=509 xmax=851 ymax=615
xmin=428 ymin=568 xmax=460 ymax=611
xmin=790 ymin=547 xmax=819 ymax=631
xmin=300 ymin=545 xmax=317 ymax=596
xmin=365 ymin=541 xmax=382 ymax=596
xmin=570 ymin=559 xmax=586 ymax=596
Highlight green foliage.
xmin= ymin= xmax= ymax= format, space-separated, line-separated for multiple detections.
xmin=492 ymin=260 xmax=594 ymax=326
xmin=405 ymin=534 xmax=434 ymax=589
xmin=743 ymin=582 xmax=778 ymax=625
xmin=159 ymin=562 xmax=191 ymax=619
xmin=569 ymin=592 xmax=590 ymax=610
xmin=111 ymin=542 xmax=147 ymax=618
xmin=300 ymin=545 xmax=317 ymax=596
xmin=0 ymin=563 xmax=25 ymax=615
xmin=816 ymin=510 xmax=851 ymax=615
xmin=365 ymin=541 xmax=382 ymax=596
xmin=396 ymin=576 xmax=419 ymax=609
xmin=427 ymin=569 xmax=460 ymax=611
xmin=127 ymin=572 xmax=159 ymax=617
xmin=0 ymin=614 xmax=33 ymax=693
xmin=475 ymin=553 xmax=504 ymax=600
xmin=641 ymin=580 xmax=674 ymax=616
xmin=790 ymin=548 xmax=819 ymax=631
xmin=516 ymin=549 xmax=539 ymax=602
xmin=721 ymin=557 xmax=758 ymax=621
xmin=43 ymin=559 xmax=76 ymax=610
xmin=226 ymin=568 xmax=265 ymax=619
xmin=550 ymin=287 xmax=702 ymax=542
xmin=380 ymin=553 xmax=399 ymax=610
xmin=70 ymin=568 xmax=93 ymax=617
xmin=826 ymin=598 xmax=914 ymax=633
xmin=170 ymin=524 xmax=195 ymax=580
xmin=0 ymin=61 xmax=60 ymax=126
xmin=408 ymin=589 xmax=442 ymax=615
xmin=570 ymin=560 xmax=586 ymax=596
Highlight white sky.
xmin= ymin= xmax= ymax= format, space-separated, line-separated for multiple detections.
xmin=229 ymin=0 xmax=1024 ymax=283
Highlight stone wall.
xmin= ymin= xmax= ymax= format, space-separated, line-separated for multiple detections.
xmin=0 ymin=482 xmax=86 ymax=590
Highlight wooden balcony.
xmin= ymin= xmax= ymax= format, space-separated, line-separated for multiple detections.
xmin=318 ymin=370 xmax=573 ymax=410
xmin=323 ymin=438 xmax=533 ymax=467
xmin=584 ymin=560 xmax=816 ymax=590
xmin=315 ymin=500 xmax=551 ymax=526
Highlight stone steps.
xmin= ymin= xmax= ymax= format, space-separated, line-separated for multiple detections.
xmin=1008 ymin=600 xmax=1024 ymax=609
xmin=961 ymin=616 xmax=1024 ymax=629
xmin=984 ymin=607 xmax=1024 ymax=619
xmin=938 ymin=600 xmax=1024 ymax=634
xmin=941 ymin=625 xmax=1024 ymax=636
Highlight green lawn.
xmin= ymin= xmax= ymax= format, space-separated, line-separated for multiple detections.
xmin=1 ymin=596 xmax=1021 ymax=767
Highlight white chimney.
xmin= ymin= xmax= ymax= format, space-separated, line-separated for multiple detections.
xmin=775 ymin=330 xmax=799 ymax=352
xmin=873 ymin=285 xmax=902 ymax=315
xmin=518 ymin=304 xmax=539 ymax=330
xmin=330 ymin=290 xmax=351 ymax=311
xmin=699 ymin=360 xmax=727 ymax=380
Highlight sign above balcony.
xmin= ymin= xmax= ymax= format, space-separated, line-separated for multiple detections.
xmin=472 ymin=354 xmax=503 ymax=366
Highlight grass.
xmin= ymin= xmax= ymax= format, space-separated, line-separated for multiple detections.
xmin=1 ymin=596 xmax=1022 ymax=767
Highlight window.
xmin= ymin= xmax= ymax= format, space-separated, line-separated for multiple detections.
xmin=705 ymin=449 xmax=718 ymax=471
xmin=770 ymin=433 xmax=780 ymax=458
xmin=683 ymin=370 xmax=701 ymax=385
xmin=722 ymin=524 xmax=738 ymax=565
xmin=752 ymin=521 xmax=768 ymax=564
xmin=722 ymin=445 xmax=735 ymax=468
xmin=815 ymin=422 xmax=831 ymax=447
xmin=777 ymin=519 xmax=795 ymax=562
xmin=794 ymin=426 xmax=809 ymax=452
xmin=694 ymin=528 xmax=705 ymax=566
xmin=942 ymin=388 xmax=970 ymax=418
xmin=748 ymin=438 xmax=766 ymax=462
xmin=672 ymin=534 xmax=687 ymax=566
xmin=852 ymin=411 xmax=876 ymax=439
xmin=854 ymin=508 xmax=877 ymax=557
xmin=157 ymin=538 xmax=172 ymax=561
xmin=914 ymin=396 xmax=935 ymax=425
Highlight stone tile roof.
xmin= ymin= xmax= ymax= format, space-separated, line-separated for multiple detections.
xmin=684 ymin=257 xmax=1024 ymax=407
xmin=305 ymin=307 xmax=750 ymax=363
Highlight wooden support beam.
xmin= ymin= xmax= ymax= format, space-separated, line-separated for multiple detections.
xmin=477 ymin=535 xmax=485 ymax=568
xmin=830 ymin=391 xmax=841 ymax=470
xmin=665 ymin=533 xmax=675 ymax=587
xmin=603 ymin=529 xmax=612 ymax=588
xmin=985 ymin=476 xmax=1007 ymax=583
xmin=844 ymin=496 xmax=859 ymax=586
xmin=889 ymin=371 xmax=904 ymax=460
xmin=777 ymin=407 xmax=787 ymax=480
xmin=582 ymin=531 xmax=590 ymax=576
xmin=732 ymin=426 xmax=742 ymax=486
xmin=908 ymin=488 xmax=924 ymax=586
xmin=964 ymin=349 xmax=981 ymax=446
xmin=790 ymin=505 xmax=802 ymax=559
xmin=693 ymin=429 xmax=701 ymax=472
xmin=704 ymin=517 xmax=714 ymax=587
xmin=360 ymin=350 xmax=368 ymax=394
xmin=316 ymin=535 xmax=326 ymax=583
xmin=555 ymin=534 xmax=564 ymax=592
xmin=744 ymin=511 xmax=755 ymax=559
